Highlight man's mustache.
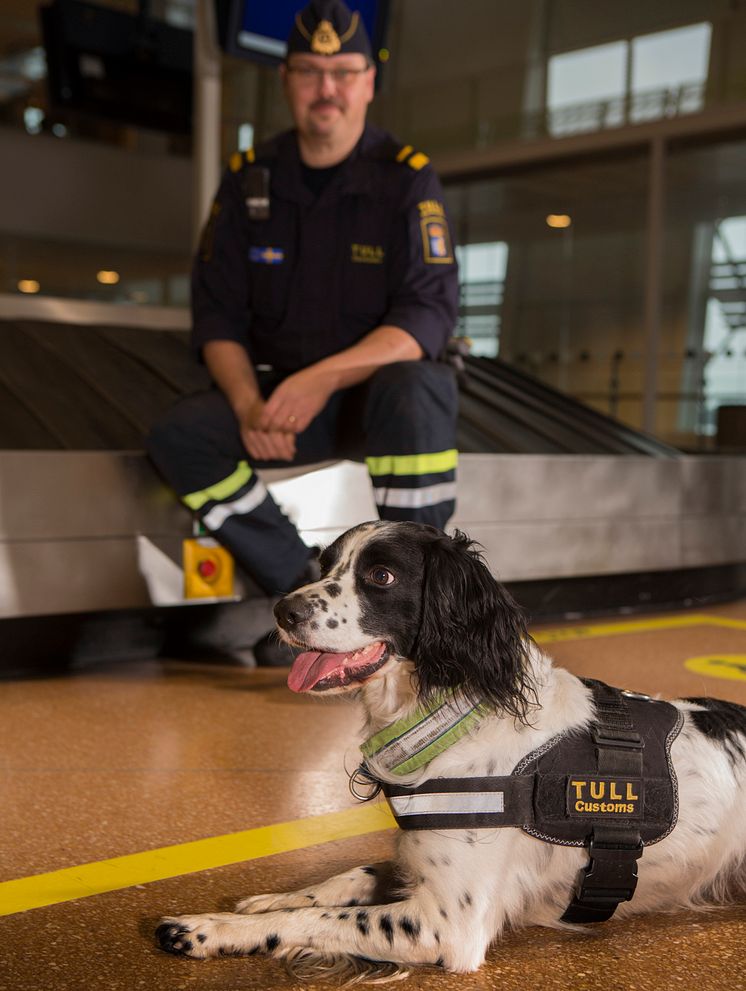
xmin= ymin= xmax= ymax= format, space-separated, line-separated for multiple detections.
xmin=310 ymin=99 xmax=344 ymax=111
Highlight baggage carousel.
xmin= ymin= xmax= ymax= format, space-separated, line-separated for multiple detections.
xmin=1 ymin=296 xmax=744 ymax=673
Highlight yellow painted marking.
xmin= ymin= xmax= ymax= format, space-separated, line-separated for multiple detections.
xmin=3 ymin=611 xmax=743 ymax=917
xmin=533 ymin=614 xmax=746 ymax=645
xmin=0 ymin=804 xmax=395 ymax=917
xmin=684 ymin=654 xmax=746 ymax=682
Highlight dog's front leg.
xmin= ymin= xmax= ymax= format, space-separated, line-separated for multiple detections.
xmin=235 ymin=861 xmax=397 ymax=914
xmin=157 ymin=896 xmax=488 ymax=972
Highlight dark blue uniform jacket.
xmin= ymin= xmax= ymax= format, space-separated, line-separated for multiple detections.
xmin=192 ymin=124 xmax=459 ymax=372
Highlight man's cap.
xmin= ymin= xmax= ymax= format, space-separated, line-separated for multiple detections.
xmin=287 ymin=0 xmax=372 ymax=59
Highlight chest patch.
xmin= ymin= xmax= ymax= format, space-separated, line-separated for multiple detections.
xmin=249 ymin=246 xmax=284 ymax=265
xmin=351 ymin=243 xmax=385 ymax=264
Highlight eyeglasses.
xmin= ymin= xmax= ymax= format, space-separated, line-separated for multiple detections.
xmin=286 ymin=66 xmax=370 ymax=85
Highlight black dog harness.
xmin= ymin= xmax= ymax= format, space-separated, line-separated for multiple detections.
xmin=359 ymin=680 xmax=683 ymax=923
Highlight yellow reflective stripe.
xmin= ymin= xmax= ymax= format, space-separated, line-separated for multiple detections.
xmin=183 ymin=461 xmax=253 ymax=511
xmin=396 ymin=144 xmax=413 ymax=162
xmin=245 ymin=148 xmax=255 ymax=163
xmin=229 ymin=151 xmax=242 ymax=172
xmin=366 ymin=449 xmax=458 ymax=477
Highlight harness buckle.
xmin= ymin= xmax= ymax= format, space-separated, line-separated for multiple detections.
xmin=562 ymin=834 xmax=643 ymax=923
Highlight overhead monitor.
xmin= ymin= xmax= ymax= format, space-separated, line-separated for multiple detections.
xmin=215 ymin=0 xmax=390 ymax=67
xmin=40 ymin=0 xmax=193 ymax=134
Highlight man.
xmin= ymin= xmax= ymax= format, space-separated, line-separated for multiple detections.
xmin=147 ymin=0 xmax=459 ymax=664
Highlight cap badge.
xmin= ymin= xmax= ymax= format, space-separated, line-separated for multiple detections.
xmin=295 ymin=11 xmax=361 ymax=56
xmin=312 ymin=19 xmax=341 ymax=54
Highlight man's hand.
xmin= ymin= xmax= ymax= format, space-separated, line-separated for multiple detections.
xmin=257 ymin=366 xmax=336 ymax=435
xmin=236 ymin=396 xmax=297 ymax=462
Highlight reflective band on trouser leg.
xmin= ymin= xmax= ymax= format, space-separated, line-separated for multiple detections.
xmin=366 ymin=450 xmax=458 ymax=530
xmin=184 ymin=464 xmax=311 ymax=595
xmin=183 ymin=460 xmax=254 ymax=511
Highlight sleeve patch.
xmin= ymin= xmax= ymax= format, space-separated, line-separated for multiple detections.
xmin=419 ymin=205 xmax=453 ymax=264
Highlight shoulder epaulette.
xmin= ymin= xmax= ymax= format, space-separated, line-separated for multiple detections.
xmin=395 ymin=144 xmax=430 ymax=171
xmin=229 ymin=148 xmax=256 ymax=172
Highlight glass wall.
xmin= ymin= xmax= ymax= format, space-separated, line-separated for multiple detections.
xmin=661 ymin=138 xmax=746 ymax=447
xmin=444 ymin=134 xmax=746 ymax=450
xmin=445 ymin=151 xmax=650 ymax=427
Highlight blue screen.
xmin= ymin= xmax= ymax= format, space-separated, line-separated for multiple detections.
xmin=238 ymin=1 xmax=382 ymax=58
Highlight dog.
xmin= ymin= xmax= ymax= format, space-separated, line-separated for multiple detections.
xmin=157 ymin=521 xmax=746 ymax=975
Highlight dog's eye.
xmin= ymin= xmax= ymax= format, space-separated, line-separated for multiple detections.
xmin=368 ymin=567 xmax=395 ymax=587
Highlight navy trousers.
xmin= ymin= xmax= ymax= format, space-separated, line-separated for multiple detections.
xmin=147 ymin=362 xmax=458 ymax=595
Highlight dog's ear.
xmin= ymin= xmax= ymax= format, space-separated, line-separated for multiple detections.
xmin=411 ymin=530 xmax=535 ymax=720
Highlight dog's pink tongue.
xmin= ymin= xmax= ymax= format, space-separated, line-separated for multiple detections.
xmin=288 ymin=643 xmax=386 ymax=693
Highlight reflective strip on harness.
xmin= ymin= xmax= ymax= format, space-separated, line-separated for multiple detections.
xmin=361 ymin=690 xmax=486 ymax=776
xmin=390 ymin=789 xmax=504 ymax=818
xmin=383 ymin=775 xmax=535 ymax=830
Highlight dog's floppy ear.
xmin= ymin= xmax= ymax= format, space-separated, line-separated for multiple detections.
xmin=411 ymin=530 xmax=535 ymax=720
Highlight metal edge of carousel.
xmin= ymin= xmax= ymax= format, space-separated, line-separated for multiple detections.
xmin=0 ymin=295 xmax=744 ymax=676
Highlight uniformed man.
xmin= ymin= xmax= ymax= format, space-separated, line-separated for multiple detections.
xmin=147 ymin=0 xmax=459 ymax=664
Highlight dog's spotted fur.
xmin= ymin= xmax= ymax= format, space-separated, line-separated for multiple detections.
xmin=157 ymin=522 xmax=746 ymax=975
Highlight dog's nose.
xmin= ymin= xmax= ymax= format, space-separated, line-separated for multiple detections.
xmin=274 ymin=594 xmax=314 ymax=629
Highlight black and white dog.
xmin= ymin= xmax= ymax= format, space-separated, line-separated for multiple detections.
xmin=157 ymin=521 xmax=746 ymax=975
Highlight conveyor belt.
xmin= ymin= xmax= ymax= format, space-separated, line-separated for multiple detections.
xmin=456 ymin=355 xmax=679 ymax=456
xmin=0 ymin=319 xmax=678 ymax=456
xmin=0 ymin=320 xmax=679 ymax=458
xmin=0 ymin=319 xmax=208 ymax=449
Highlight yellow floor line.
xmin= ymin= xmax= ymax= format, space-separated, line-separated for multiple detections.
xmin=0 ymin=803 xmax=395 ymax=918
xmin=3 ymin=611 xmax=744 ymax=919
xmin=533 ymin=613 xmax=746 ymax=644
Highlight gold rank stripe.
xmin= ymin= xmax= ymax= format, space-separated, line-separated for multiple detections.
xmin=229 ymin=149 xmax=255 ymax=171
xmin=395 ymin=145 xmax=430 ymax=170
xmin=407 ymin=151 xmax=430 ymax=171
xmin=0 ymin=804 xmax=396 ymax=917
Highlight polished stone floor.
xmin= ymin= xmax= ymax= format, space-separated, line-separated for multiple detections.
xmin=2 ymin=599 xmax=746 ymax=991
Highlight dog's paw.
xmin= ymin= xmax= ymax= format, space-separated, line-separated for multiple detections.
xmin=155 ymin=913 xmax=261 ymax=959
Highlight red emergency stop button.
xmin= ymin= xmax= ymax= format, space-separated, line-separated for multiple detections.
xmin=197 ymin=558 xmax=218 ymax=580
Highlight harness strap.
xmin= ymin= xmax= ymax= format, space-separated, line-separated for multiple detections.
xmin=561 ymin=680 xmax=644 ymax=923
xmin=383 ymin=774 xmax=535 ymax=830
